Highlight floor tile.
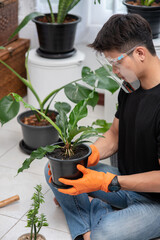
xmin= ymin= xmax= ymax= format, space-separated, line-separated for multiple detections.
xmin=0 ymin=143 xmax=48 ymax=176
xmin=0 ymin=166 xmax=49 ymax=219
xmin=0 ymin=129 xmax=22 ymax=157
xmin=0 ymin=215 xmax=18 ymax=239
xmin=1 ymin=220 xmax=72 ymax=240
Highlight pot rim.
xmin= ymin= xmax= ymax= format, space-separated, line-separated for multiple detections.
xmin=17 ymin=109 xmax=58 ymax=129
xmin=32 ymin=13 xmax=81 ymax=26
xmin=123 ymin=0 xmax=160 ymax=10
xmin=46 ymin=142 xmax=92 ymax=162
xmin=18 ymin=233 xmax=46 ymax=240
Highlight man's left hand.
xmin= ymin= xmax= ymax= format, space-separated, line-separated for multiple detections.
xmin=58 ymin=164 xmax=116 ymax=195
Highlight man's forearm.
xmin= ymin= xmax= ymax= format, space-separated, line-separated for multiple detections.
xmin=94 ymin=128 xmax=118 ymax=160
xmin=118 ymin=171 xmax=160 ymax=193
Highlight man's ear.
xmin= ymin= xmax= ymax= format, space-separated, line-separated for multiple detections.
xmin=134 ymin=47 xmax=145 ymax=62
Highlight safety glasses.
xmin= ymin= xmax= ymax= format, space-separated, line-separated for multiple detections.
xmin=96 ymin=51 xmax=140 ymax=94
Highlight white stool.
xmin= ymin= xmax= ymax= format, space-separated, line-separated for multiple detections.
xmin=27 ymin=49 xmax=85 ymax=109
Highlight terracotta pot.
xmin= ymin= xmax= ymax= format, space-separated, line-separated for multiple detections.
xmin=18 ymin=233 xmax=46 ymax=240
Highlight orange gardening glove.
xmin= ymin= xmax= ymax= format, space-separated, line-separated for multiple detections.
xmin=58 ymin=164 xmax=116 ymax=195
xmin=48 ymin=163 xmax=52 ymax=183
xmin=87 ymin=144 xmax=100 ymax=167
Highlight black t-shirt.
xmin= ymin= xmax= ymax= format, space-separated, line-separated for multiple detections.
xmin=115 ymin=84 xmax=160 ymax=201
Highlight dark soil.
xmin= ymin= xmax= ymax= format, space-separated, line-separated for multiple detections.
xmin=50 ymin=145 xmax=89 ymax=160
xmin=21 ymin=112 xmax=56 ymax=126
xmin=38 ymin=15 xmax=76 ymax=23
xmin=127 ymin=1 xmax=160 ymax=6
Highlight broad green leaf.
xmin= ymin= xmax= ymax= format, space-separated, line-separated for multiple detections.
xmin=95 ymin=67 xmax=119 ymax=93
xmin=82 ymin=66 xmax=119 ymax=94
xmin=68 ymin=99 xmax=88 ymax=131
xmin=56 ymin=111 xmax=68 ymax=139
xmin=9 ymin=12 xmax=42 ymax=40
xmin=68 ymin=126 xmax=92 ymax=143
xmin=74 ymin=129 xmax=102 ymax=144
xmin=64 ymin=83 xmax=99 ymax=107
xmin=92 ymin=119 xmax=112 ymax=133
xmin=0 ymin=46 xmax=5 ymax=49
xmin=0 ymin=95 xmax=20 ymax=125
xmin=17 ymin=145 xmax=60 ymax=174
xmin=82 ymin=67 xmax=97 ymax=87
xmin=54 ymin=102 xmax=71 ymax=114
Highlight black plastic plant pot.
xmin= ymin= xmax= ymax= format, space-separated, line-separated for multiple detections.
xmin=17 ymin=110 xmax=59 ymax=150
xmin=123 ymin=0 xmax=160 ymax=39
xmin=46 ymin=142 xmax=92 ymax=189
xmin=32 ymin=14 xmax=81 ymax=59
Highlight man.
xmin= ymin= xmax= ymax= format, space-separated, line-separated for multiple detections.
xmin=45 ymin=14 xmax=160 ymax=240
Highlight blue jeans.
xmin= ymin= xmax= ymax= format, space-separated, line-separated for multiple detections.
xmin=44 ymin=162 xmax=160 ymax=240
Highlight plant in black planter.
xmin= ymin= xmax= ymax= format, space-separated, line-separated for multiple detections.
xmin=0 ymin=47 xmax=119 ymax=152
xmin=123 ymin=0 xmax=160 ymax=39
xmin=18 ymin=184 xmax=48 ymax=240
xmin=0 ymin=52 xmax=100 ymax=152
xmin=11 ymin=91 xmax=106 ymax=189
xmin=9 ymin=0 xmax=101 ymax=58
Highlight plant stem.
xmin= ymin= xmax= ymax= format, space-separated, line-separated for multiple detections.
xmin=41 ymin=78 xmax=82 ymax=108
xmin=47 ymin=0 xmax=55 ymax=23
xmin=34 ymin=224 xmax=37 ymax=240
xmin=0 ymin=59 xmax=43 ymax=112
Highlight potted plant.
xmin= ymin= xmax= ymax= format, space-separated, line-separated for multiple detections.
xmin=123 ymin=0 xmax=160 ymax=39
xmin=0 ymin=52 xmax=100 ymax=152
xmin=18 ymin=184 xmax=48 ymax=240
xmin=9 ymin=0 xmax=101 ymax=58
xmin=0 ymin=49 xmax=119 ymax=152
xmin=10 ymin=90 xmax=111 ymax=189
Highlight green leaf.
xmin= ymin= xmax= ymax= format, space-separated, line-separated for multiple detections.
xmin=58 ymin=0 xmax=73 ymax=23
xmin=82 ymin=66 xmax=119 ymax=94
xmin=92 ymin=119 xmax=112 ymax=133
xmin=82 ymin=67 xmax=97 ymax=87
xmin=54 ymin=102 xmax=71 ymax=114
xmin=17 ymin=145 xmax=60 ymax=174
xmin=74 ymin=129 xmax=101 ymax=144
xmin=12 ymin=93 xmax=64 ymax=141
xmin=9 ymin=12 xmax=42 ymax=40
xmin=0 ymin=46 xmax=5 ymax=49
xmin=68 ymin=99 xmax=88 ymax=132
xmin=68 ymin=126 xmax=92 ymax=143
xmin=56 ymin=111 xmax=68 ymax=140
xmin=64 ymin=83 xmax=99 ymax=107
xmin=0 ymin=95 xmax=20 ymax=125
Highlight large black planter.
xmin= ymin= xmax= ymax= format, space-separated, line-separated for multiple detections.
xmin=123 ymin=0 xmax=160 ymax=39
xmin=46 ymin=143 xmax=91 ymax=189
xmin=17 ymin=110 xmax=59 ymax=152
xmin=32 ymin=14 xmax=81 ymax=59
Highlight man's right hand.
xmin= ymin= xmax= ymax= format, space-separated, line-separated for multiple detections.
xmin=48 ymin=144 xmax=100 ymax=182
xmin=88 ymin=145 xmax=100 ymax=167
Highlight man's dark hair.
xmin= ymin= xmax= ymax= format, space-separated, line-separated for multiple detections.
xmin=89 ymin=14 xmax=156 ymax=55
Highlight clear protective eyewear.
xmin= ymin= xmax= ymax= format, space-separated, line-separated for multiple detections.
xmin=106 ymin=45 xmax=139 ymax=67
xmin=96 ymin=46 xmax=141 ymax=93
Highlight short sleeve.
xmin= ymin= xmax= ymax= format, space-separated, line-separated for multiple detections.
xmin=115 ymin=89 xmax=125 ymax=119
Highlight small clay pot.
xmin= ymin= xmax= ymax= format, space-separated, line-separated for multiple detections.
xmin=18 ymin=233 xmax=46 ymax=240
